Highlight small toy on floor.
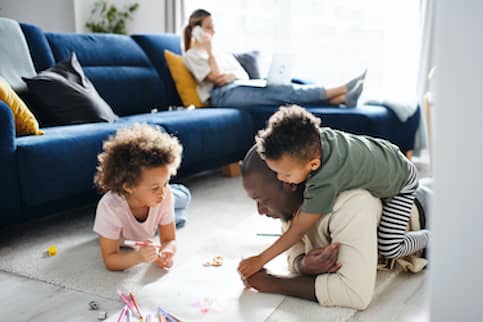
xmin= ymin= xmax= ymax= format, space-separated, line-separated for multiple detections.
xmin=88 ymin=300 xmax=98 ymax=310
xmin=47 ymin=245 xmax=57 ymax=256
xmin=202 ymin=256 xmax=223 ymax=267
xmin=97 ymin=311 xmax=107 ymax=320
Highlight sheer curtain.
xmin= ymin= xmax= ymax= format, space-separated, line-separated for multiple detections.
xmin=184 ymin=0 xmax=421 ymax=99
xmin=165 ymin=0 xmax=185 ymax=34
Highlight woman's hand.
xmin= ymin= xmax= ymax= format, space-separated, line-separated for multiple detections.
xmin=198 ymin=32 xmax=213 ymax=54
xmin=212 ymin=73 xmax=236 ymax=86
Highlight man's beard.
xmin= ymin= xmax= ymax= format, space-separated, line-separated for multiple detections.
xmin=279 ymin=210 xmax=293 ymax=223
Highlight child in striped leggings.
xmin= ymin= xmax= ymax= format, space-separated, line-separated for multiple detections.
xmin=238 ymin=105 xmax=431 ymax=279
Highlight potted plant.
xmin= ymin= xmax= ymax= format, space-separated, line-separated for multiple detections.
xmin=85 ymin=0 xmax=140 ymax=35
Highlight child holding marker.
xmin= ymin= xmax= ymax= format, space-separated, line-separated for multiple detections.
xmin=93 ymin=124 xmax=183 ymax=271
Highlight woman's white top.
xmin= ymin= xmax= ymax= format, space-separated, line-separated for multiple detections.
xmin=183 ymin=47 xmax=248 ymax=103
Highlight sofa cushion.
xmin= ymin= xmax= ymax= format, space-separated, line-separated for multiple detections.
xmin=20 ymin=23 xmax=56 ymax=72
xmin=234 ymin=50 xmax=261 ymax=79
xmin=0 ymin=78 xmax=43 ymax=136
xmin=15 ymin=121 xmax=142 ymax=207
xmin=45 ymin=33 xmax=167 ymax=115
xmin=164 ymin=50 xmax=204 ymax=107
xmin=131 ymin=34 xmax=183 ymax=107
xmin=234 ymin=104 xmax=420 ymax=153
xmin=23 ymin=53 xmax=118 ymax=126
xmin=122 ymin=108 xmax=255 ymax=175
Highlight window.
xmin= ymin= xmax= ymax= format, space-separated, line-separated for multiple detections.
xmin=184 ymin=0 xmax=420 ymax=99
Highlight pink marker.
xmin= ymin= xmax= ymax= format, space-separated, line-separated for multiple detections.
xmin=117 ymin=305 xmax=128 ymax=322
xmin=124 ymin=240 xmax=162 ymax=248
xmin=117 ymin=290 xmax=135 ymax=312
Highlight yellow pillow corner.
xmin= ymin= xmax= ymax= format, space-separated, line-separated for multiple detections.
xmin=0 ymin=79 xmax=43 ymax=136
xmin=164 ymin=50 xmax=206 ymax=108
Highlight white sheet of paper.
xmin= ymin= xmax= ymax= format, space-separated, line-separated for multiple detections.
xmin=105 ymin=215 xmax=289 ymax=322
xmin=141 ymin=256 xmax=284 ymax=321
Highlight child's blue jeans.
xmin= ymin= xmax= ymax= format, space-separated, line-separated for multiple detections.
xmin=170 ymin=184 xmax=191 ymax=228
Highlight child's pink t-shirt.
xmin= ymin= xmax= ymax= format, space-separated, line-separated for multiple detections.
xmin=93 ymin=185 xmax=174 ymax=242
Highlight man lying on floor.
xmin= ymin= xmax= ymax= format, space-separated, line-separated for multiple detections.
xmin=240 ymin=146 xmax=429 ymax=309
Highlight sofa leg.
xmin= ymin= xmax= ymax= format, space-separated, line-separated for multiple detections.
xmin=222 ymin=162 xmax=241 ymax=177
xmin=405 ymin=150 xmax=413 ymax=160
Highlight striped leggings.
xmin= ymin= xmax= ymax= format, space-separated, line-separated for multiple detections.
xmin=378 ymin=163 xmax=431 ymax=259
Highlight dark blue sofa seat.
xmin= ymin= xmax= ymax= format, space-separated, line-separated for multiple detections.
xmin=122 ymin=108 xmax=255 ymax=176
xmin=234 ymin=104 xmax=420 ymax=153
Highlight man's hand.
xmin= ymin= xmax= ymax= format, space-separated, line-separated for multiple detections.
xmin=243 ymin=268 xmax=277 ymax=293
xmin=297 ymin=243 xmax=342 ymax=275
xmin=238 ymin=255 xmax=264 ymax=279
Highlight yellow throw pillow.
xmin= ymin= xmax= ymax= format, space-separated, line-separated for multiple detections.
xmin=164 ymin=50 xmax=205 ymax=108
xmin=0 ymin=78 xmax=43 ymax=136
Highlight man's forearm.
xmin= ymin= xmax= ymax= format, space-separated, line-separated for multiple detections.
xmin=271 ymin=274 xmax=318 ymax=302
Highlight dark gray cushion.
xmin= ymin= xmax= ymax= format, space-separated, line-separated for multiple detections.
xmin=22 ymin=52 xmax=118 ymax=126
xmin=233 ymin=50 xmax=261 ymax=79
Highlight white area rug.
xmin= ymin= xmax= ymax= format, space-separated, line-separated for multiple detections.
xmin=0 ymin=172 xmax=402 ymax=322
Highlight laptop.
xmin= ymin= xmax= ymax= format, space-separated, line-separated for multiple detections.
xmin=234 ymin=53 xmax=293 ymax=87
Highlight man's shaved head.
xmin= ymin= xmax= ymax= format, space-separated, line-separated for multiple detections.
xmin=241 ymin=146 xmax=279 ymax=182
xmin=241 ymin=146 xmax=303 ymax=221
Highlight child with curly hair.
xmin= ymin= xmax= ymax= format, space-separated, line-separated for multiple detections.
xmin=93 ymin=124 xmax=183 ymax=271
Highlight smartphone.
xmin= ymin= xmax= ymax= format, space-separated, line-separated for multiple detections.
xmin=192 ymin=25 xmax=204 ymax=41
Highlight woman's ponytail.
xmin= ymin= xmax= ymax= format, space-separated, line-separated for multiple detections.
xmin=183 ymin=9 xmax=211 ymax=52
xmin=183 ymin=24 xmax=193 ymax=51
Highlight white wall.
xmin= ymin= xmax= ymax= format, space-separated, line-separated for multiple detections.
xmin=0 ymin=0 xmax=166 ymax=34
xmin=74 ymin=0 xmax=165 ymax=34
xmin=0 ymin=0 xmax=76 ymax=32
xmin=431 ymin=0 xmax=483 ymax=320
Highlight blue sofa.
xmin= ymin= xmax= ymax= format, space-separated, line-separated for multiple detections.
xmin=0 ymin=22 xmax=420 ymax=229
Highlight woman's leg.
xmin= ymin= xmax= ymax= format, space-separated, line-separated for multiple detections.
xmin=211 ymin=78 xmax=363 ymax=107
xmin=212 ymin=83 xmax=333 ymax=106
xmin=325 ymin=86 xmax=346 ymax=100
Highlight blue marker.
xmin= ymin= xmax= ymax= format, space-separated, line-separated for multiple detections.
xmin=158 ymin=307 xmax=176 ymax=322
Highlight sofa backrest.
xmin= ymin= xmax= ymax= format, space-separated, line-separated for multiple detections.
xmin=132 ymin=34 xmax=183 ymax=107
xmin=20 ymin=23 xmax=171 ymax=116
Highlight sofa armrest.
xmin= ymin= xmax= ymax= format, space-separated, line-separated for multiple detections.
xmin=0 ymin=99 xmax=16 ymax=152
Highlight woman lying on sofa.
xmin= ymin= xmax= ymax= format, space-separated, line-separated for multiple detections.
xmin=183 ymin=9 xmax=366 ymax=107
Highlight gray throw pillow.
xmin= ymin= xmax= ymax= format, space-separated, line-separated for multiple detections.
xmin=22 ymin=52 xmax=118 ymax=126
xmin=233 ymin=50 xmax=261 ymax=79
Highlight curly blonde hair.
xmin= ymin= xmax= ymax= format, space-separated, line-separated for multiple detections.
xmin=94 ymin=124 xmax=183 ymax=194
